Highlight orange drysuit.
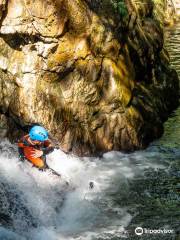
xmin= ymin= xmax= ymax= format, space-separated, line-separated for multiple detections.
xmin=18 ymin=135 xmax=54 ymax=169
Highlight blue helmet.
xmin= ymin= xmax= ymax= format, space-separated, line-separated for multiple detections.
xmin=29 ymin=126 xmax=48 ymax=141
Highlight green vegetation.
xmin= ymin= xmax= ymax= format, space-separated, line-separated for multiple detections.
xmin=110 ymin=0 xmax=128 ymax=18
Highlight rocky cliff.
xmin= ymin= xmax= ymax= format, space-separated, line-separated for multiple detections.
xmin=0 ymin=0 xmax=179 ymax=155
xmin=153 ymin=0 xmax=180 ymax=25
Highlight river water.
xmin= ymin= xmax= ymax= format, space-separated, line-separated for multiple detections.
xmin=0 ymin=25 xmax=179 ymax=240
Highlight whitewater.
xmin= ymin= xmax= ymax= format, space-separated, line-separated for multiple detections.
xmin=0 ymin=138 xmax=171 ymax=240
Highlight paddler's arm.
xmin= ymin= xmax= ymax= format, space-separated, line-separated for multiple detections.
xmin=43 ymin=139 xmax=54 ymax=155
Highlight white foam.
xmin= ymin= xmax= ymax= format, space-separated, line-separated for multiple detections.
xmin=0 ymin=227 xmax=26 ymax=240
xmin=0 ymin=139 xmax=168 ymax=239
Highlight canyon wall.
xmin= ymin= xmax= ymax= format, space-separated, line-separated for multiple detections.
xmin=0 ymin=0 xmax=179 ymax=155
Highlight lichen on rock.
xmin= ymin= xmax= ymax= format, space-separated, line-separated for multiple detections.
xmin=0 ymin=0 xmax=179 ymax=155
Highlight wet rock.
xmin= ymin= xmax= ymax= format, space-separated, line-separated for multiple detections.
xmin=0 ymin=0 xmax=179 ymax=155
xmin=0 ymin=0 xmax=7 ymax=20
xmin=153 ymin=0 xmax=180 ymax=26
xmin=0 ymin=114 xmax=8 ymax=138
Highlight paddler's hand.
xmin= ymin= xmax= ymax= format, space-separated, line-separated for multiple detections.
xmin=31 ymin=149 xmax=43 ymax=158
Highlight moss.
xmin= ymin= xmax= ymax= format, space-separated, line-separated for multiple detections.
xmin=106 ymin=59 xmax=132 ymax=107
xmin=153 ymin=0 xmax=166 ymax=24
xmin=111 ymin=0 xmax=128 ymax=19
xmin=66 ymin=0 xmax=91 ymax=34
xmin=0 ymin=39 xmax=10 ymax=57
xmin=47 ymin=36 xmax=89 ymax=70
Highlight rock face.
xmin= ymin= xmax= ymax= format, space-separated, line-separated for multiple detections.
xmin=154 ymin=0 xmax=180 ymax=25
xmin=166 ymin=0 xmax=180 ymax=22
xmin=0 ymin=114 xmax=8 ymax=138
xmin=0 ymin=0 xmax=179 ymax=155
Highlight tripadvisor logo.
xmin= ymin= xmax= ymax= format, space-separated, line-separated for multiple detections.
xmin=135 ymin=227 xmax=174 ymax=236
xmin=135 ymin=227 xmax=143 ymax=236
